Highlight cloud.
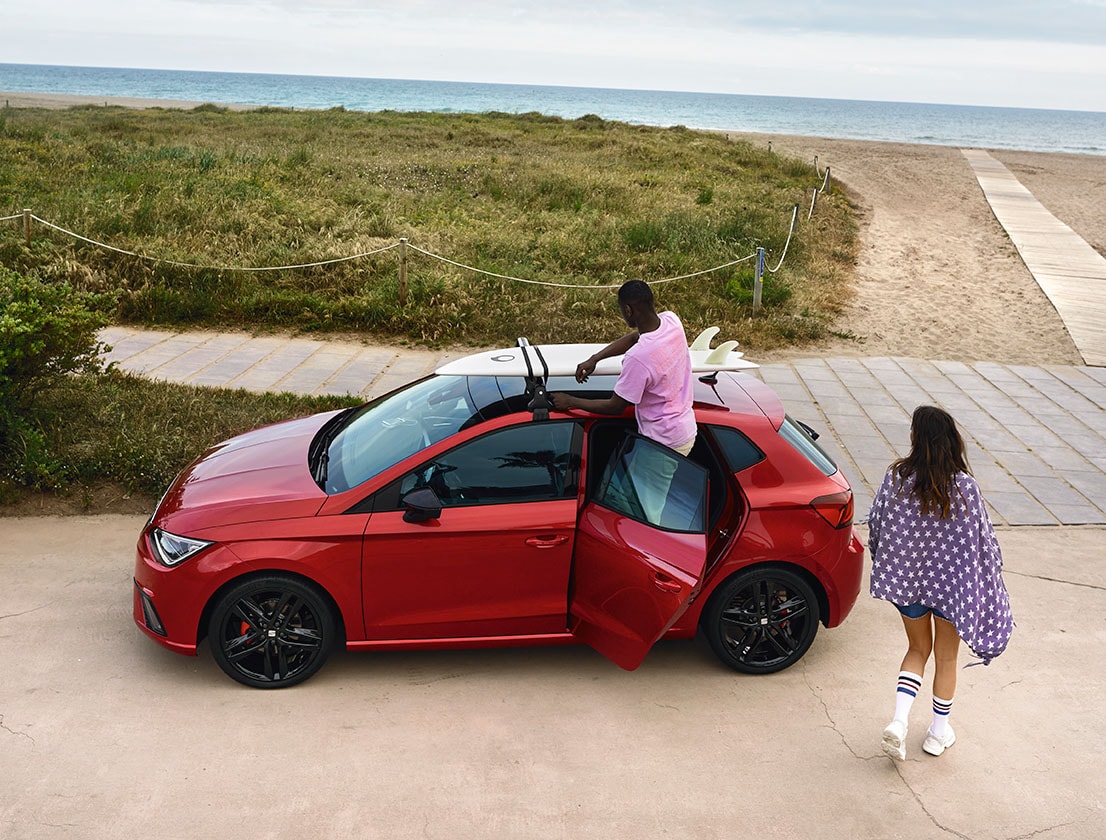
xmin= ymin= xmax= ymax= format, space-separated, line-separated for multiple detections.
xmin=3 ymin=0 xmax=1106 ymax=110
xmin=731 ymin=0 xmax=1106 ymax=45
xmin=180 ymin=0 xmax=1106 ymax=45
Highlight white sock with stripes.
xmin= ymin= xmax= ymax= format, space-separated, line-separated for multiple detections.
xmin=894 ymin=671 xmax=923 ymax=723
xmin=931 ymin=696 xmax=953 ymax=737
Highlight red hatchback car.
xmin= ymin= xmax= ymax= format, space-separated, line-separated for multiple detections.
xmin=134 ymin=350 xmax=864 ymax=688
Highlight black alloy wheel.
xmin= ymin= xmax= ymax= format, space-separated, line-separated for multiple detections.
xmin=209 ymin=575 xmax=336 ymax=689
xmin=703 ymin=567 xmax=821 ymax=674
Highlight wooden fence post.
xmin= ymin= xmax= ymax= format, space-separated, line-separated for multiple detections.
xmin=753 ymin=247 xmax=765 ymax=313
xmin=23 ymin=209 xmax=32 ymax=247
xmin=398 ymin=237 xmax=408 ymax=307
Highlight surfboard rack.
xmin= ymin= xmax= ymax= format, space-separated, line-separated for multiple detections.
xmin=517 ymin=338 xmax=553 ymax=421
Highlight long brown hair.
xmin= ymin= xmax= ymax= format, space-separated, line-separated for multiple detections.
xmin=891 ymin=405 xmax=971 ymax=518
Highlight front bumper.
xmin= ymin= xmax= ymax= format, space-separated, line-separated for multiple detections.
xmin=132 ymin=530 xmax=203 ymax=656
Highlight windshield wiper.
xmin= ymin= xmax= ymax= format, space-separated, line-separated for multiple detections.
xmin=308 ymin=407 xmax=357 ymax=488
xmin=313 ymin=450 xmax=329 ymax=485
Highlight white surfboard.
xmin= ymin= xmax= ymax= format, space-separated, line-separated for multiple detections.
xmin=435 ymin=329 xmax=758 ymax=377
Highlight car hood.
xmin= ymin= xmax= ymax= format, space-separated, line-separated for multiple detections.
xmin=153 ymin=411 xmax=338 ymax=534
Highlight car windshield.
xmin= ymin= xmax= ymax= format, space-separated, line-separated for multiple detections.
xmin=323 ymin=375 xmax=477 ymax=494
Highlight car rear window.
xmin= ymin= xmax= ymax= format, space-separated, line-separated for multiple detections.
xmin=709 ymin=426 xmax=765 ymax=473
xmin=779 ymin=416 xmax=837 ymax=476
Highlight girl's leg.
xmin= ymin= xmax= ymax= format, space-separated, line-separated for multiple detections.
xmin=900 ymin=613 xmax=934 ymax=675
xmin=928 ymin=617 xmax=962 ymax=745
xmin=931 ymin=616 xmax=961 ymax=699
xmin=894 ymin=614 xmax=933 ymax=723
xmin=883 ymin=613 xmax=933 ymax=760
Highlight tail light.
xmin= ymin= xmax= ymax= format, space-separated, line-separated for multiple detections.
xmin=812 ymin=491 xmax=854 ymax=529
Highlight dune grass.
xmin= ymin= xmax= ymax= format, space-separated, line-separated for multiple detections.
xmin=0 ymin=104 xmax=857 ymax=351
xmin=0 ymin=103 xmax=860 ymax=511
xmin=0 ymin=370 xmax=358 ymax=510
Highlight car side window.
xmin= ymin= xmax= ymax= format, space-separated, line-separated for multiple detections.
xmin=398 ymin=421 xmax=581 ymax=507
xmin=594 ymin=435 xmax=707 ymax=534
xmin=709 ymin=426 xmax=765 ymax=473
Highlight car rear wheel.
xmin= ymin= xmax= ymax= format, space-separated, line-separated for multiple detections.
xmin=703 ymin=567 xmax=820 ymax=674
xmin=209 ymin=576 xmax=336 ymax=689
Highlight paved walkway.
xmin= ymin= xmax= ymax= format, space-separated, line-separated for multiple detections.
xmin=963 ymin=149 xmax=1106 ymax=366
xmin=100 ymin=326 xmax=1106 ymax=528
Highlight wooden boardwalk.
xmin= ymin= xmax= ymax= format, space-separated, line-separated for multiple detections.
xmin=963 ymin=149 xmax=1106 ymax=367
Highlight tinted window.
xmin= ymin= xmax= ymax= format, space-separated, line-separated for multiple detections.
xmin=325 ymin=375 xmax=478 ymax=493
xmin=709 ymin=426 xmax=765 ymax=473
xmin=399 ymin=422 xmax=580 ymax=507
xmin=594 ymin=435 xmax=707 ymax=534
xmin=779 ymin=415 xmax=837 ymax=476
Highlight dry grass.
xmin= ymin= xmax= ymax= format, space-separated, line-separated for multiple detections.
xmin=0 ymin=105 xmax=858 ymax=352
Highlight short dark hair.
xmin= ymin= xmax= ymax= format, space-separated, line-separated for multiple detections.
xmin=617 ymin=280 xmax=654 ymax=309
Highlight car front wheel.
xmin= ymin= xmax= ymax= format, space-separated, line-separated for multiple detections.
xmin=209 ymin=575 xmax=336 ymax=689
xmin=703 ymin=567 xmax=821 ymax=674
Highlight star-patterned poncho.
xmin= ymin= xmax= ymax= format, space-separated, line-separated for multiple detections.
xmin=868 ymin=470 xmax=1013 ymax=665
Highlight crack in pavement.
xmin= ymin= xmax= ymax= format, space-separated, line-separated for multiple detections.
xmin=889 ymin=761 xmax=974 ymax=840
xmin=802 ymin=668 xmax=1086 ymax=840
xmin=802 ymin=665 xmax=970 ymax=839
xmin=1009 ymin=822 xmax=1078 ymax=839
xmin=0 ymin=713 xmax=36 ymax=747
xmin=801 ymin=665 xmax=879 ymax=762
xmin=0 ymin=603 xmax=52 ymax=621
xmin=1004 ymin=569 xmax=1106 ymax=592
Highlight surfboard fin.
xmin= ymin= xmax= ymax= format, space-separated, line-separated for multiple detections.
xmin=689 ymin=326 xmax=720 ymax=350
xmin=705 ymin=341 xmax=740 ymax=364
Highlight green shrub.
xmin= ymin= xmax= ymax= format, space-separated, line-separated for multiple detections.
xmin=0 ymin=266 xmax=113 ymax=487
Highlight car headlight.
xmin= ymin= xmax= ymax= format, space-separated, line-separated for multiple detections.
xmin=150 ymin=528 xmax=213 ymax=567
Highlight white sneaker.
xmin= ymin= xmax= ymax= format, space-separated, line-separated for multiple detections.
xmin=922 ymin=725 xmax=956 ymax=756
xmin=881 ymin=719 xmax=907 ymax=761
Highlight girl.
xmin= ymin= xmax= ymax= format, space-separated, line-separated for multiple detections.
xmin=868 ymin=406 xmax=1013 ymax=760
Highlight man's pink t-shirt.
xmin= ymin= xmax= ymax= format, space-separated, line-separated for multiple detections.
xmin=614 ymin=311 xmax=696 ymax=448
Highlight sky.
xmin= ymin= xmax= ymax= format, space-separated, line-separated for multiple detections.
xmin=6 ymin=0 xmax=1106 ymax=112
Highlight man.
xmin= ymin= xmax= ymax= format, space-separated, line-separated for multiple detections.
xmin=552 ymin=280 xmax=696 ymax=454
xmin=551 ymin=281 xmax=696 ymax=523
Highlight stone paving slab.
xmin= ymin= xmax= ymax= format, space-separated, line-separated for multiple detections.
xmin=758 ymin=356 xmax=1106 ymax=527
xmin=97 ymin=328 xmax=1106 ymax=527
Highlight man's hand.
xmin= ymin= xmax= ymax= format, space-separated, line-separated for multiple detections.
xmin=575 ymin=357 xmax=597 ymax=383
xmin=551 ymin=392 xmax=578 ymax=411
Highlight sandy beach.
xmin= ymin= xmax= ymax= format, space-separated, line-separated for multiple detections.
xmin=733 ymin=133 xmax=1104 ymax=365
xmin=4 ymin=91 xmax=1103 ymax=366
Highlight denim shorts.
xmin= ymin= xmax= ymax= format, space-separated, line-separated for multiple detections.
xmin=895 ymin=603 xmax=948 ymax=621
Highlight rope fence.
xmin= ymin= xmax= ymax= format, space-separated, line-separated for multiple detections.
xmin=5 ymin=158 xmax=834 ymax=310
xmin=30 ymin=213 xmax=402 ymax=268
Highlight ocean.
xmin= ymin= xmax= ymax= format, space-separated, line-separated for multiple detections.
xmin=2 ymin=63 xmax=1105 ymax=156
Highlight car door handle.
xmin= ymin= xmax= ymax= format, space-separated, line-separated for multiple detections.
xmin=525 ymin=535 xmax=570 ymax=549
xmin=653 ymin=573 xmax=682 ymax=594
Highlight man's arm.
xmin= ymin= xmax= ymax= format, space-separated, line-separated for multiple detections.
xmin=550 ymin=391 xmax=631 ymax=415
xmin=575 ymin=331 xmax=638 ymax=382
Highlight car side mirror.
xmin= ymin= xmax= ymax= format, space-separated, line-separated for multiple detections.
xmin=402 ymin=487 xmax=443 ymax=523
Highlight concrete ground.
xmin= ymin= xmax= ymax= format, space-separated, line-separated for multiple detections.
xmin=1 ymin=515 xmax=1103 ymax=839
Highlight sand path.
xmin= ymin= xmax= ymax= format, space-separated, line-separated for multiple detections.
xmin=734 ymin=133 xmax=1105 ymax=365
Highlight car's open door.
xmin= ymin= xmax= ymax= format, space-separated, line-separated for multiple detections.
xmin=569 ymin=434 xmax=709 ymax=670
